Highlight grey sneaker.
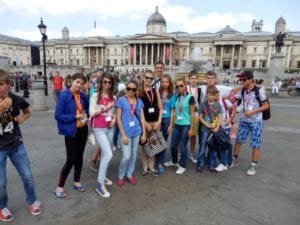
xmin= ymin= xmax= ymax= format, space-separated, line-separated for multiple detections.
xmin=230 ymin=158 xmax=239 ymax=168
xmin=246 ymin=162 xmax=257 ymax=176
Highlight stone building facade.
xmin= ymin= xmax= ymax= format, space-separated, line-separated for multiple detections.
xmin=1 ymin=7 xmax=300 ymax=72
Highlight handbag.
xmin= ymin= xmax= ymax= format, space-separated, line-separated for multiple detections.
xmin=143 ymin=131 xmax=167 ymax=157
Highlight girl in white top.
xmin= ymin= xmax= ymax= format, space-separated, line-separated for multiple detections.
xmin=89 ymin=73 xmax=116 ymax=198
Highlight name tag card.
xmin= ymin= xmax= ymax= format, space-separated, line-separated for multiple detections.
xmin=129 ymin=121 xmax=135 ymax=127
xmin=148 ymin=108 xmax=155 ymax=113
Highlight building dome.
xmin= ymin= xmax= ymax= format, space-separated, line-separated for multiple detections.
xmin=62 ymin=26 xmax=69 ymax=32
xmin=147 ymin=6 xmax=166 ymax=26
xmin=276 ymin=17 xmax=286 ymax=24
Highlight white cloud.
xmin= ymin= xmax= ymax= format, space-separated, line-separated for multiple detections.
xmin=162 ymin=6 xmax=254 ymax=33
xmin=0 ymin=0 xmax=168 ymax=17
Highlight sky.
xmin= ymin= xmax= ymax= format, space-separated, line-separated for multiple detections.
xmin=0 ymin=0 xmax=299 ymax=41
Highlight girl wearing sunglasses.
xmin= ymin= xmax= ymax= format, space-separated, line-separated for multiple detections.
xmin=116 ymin=80 xmax=146 ymax=186
xmin=139 ymin=70 xmax=163 ymax=177
xmin=89 ymin=73 xmax=115 ymax=198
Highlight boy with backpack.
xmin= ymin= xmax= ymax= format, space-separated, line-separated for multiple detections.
xmin=233 ymin=71 xmax=270 ymax=176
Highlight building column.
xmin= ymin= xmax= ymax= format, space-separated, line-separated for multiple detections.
xmin=134 ymin=44 xmax=137 ymax=65
xmin=157 ymin=43 xmax=160 ymax=61
xmin=139 ymin=44 xmax=142 ymax=65
xmin=96 ymin=47 xmax=99 ymax=66
xmin=170 ymin=44 xmax=172 ymax=66
xmin=220 ymin=45 xmax=224 ymax=68
xmin=286 ymin=45 xmax=292 ymax=68
xmin=151 ymin=44 xmax=154 ymax=65
xmin=238 ymin=46 xmax=242 ymax=68
xmin=101 ymin=47 xmax=104 ymax=66
xmin=267 ymin=42 xmax=272 ymax=68
xmin=83 ymin=48 xmax=86 ymax=65
xmin=163 ymin=44 xmax=166 ymax=64
xmin=145 ymin=44 xmax=148 ymax=65
xmin=122 ymin=46 xmax=125 ymax=66
xmin=88 ymin=47 xmax=91 ymax=66
xmin=213 ymin=46 xmax=216 ymax=66
xmin=230 ymin=45 xmax=235 ymax=68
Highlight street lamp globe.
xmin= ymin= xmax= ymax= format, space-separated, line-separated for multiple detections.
xmin=37 ymin=18 xmax=47 ymax=35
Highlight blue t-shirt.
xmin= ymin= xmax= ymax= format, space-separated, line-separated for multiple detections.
xmin=161 ymin=94 xmax=176 ymax=118
xmin=116 ymin=96 xmax=144 ymax=138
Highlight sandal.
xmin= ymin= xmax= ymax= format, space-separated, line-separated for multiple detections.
xmin=73 ymin=184 xmax=86 ymax=192
xmin=53 ymin=190 xmax=67 ymax=198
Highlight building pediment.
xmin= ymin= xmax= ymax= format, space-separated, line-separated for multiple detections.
xmin=128 ymin=34 xmax=176 ymax=44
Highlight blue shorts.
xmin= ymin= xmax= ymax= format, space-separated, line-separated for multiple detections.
xmin=236 ymin=120 xmax=263 ymax=150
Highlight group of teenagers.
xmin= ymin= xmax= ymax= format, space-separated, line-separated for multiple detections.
xmin=0 ymin=62 xmax=269 ymax=221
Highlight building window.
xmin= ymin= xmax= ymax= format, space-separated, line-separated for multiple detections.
xmin=261 ymin=60 xmax=266 ymax=68
xmin=107 ymin=49 xmax=110 ymax=55
xmin=253 ymin=47 xmax=257 ymax=54
xmin=107 ymin=59 xmax=110 ymax=65
xmin=264 ymin=47 xmax=267 ymax=54
xmin=242 ymin=60 xmax=246 ymax=67
xmin=61 ymin=49 xmax=63 ymax=54
xmin=115 ymin=49 xmax=117 ymax=54
xmin=243 ymin=47 xmax=247 ymax=54
xmin=70 ymin=59 xmax=73 ymax=65
xmin=125 ymin=59 xmax=128 ymax=65
xmin=209 ymin=47 xmax=213 ymax=54
xmin=70 ymin=49 xmax=72 ymax=54
xmin=77 ymin=59 xmax=80 ymax=65
xmin=114 ymin=59 xmax=118 ymax=65
xmin=54 ymin=50 xmax=55 ymax=55
xmin=297 ymin=61 xmax=300 ymax=68
xmin=77 ymin=49 xmax=79 ymax=54
xmin=252 ymin=60 xmax=256 ymax=68
xmin=60 ymin=59 xmax=64 ymax=65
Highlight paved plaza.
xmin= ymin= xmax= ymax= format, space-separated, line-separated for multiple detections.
xmin=4 ymin=93 xmax=300 ymax=225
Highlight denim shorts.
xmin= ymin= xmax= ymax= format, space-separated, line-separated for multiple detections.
xmin=236 ymin=120 xmax=263 ymax=149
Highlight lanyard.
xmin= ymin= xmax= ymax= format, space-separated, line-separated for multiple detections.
xmin=145 ymin=89 xmax=154 ymax=106
xmin=177 ymin=93 xmax=186 ymax=114
xmin=126 ymin=97 xmax=136 ymax=116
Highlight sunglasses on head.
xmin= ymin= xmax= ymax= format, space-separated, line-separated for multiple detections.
xmin=102 ymin=80 xmax=112 ymax=84
xmin=144 ymin=76 xmax=154 ymax=81
xmin=126 ymin=87 xmax=137 ymax=92
xmin=240 ymin=78 xmax=248 ymax=82
xmin=175 ymin=84 xmax=184 ymax=89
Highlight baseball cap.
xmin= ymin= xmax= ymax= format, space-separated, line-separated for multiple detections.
xmin=236 ymin=70 xmax=253 ymax=79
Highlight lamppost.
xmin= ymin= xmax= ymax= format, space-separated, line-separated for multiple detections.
xmin=37 ymin=18 xmax=48 ymax=96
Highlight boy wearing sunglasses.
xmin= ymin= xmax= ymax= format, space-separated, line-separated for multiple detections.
xmin=233 ymin=71 xmax=269 ymax=176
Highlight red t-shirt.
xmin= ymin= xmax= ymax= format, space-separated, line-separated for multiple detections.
xmin=52 ymin=76 xmax=64 ymax=90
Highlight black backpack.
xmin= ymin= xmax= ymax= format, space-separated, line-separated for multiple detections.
xmin=240 ymin=86 xmax=271 ymax=120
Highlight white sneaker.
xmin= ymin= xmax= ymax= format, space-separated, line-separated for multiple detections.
xmin=190 ymin=156 xmax=197 ymax=164
xmin=112 ymin=145 xmax=117 ymax=151
xmin=176 ymin=166 xmax=186 ymax=175
xmin=215 ymin=164 xmax=228 ymax=172
xmin=95 ymin=183 xmax=110 ymax=198
xmin=105 ymin=177 xmax=113 ymax=186
xmin=164 ymin=161 xmax=178 ymax=167
xmin=246 ymin=162 xmax=257 ymax=176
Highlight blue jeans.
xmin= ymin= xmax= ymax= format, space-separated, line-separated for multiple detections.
xmin=118 ymin=135 xmax=140 ymax=178
xmin=94 ymin=128 xmax=114 ymax=185
xmin=0 ymin=144 xmax=37 ymax=208
xmin=156 ymin=117 xmax=170 ymax=167
xmin=223 ymin=127 xmax=232 ymax=166
xmin=197 ymin=131 xmax=210 ymax=168
xmin=170 ymin=124 xmax=190 ymax=168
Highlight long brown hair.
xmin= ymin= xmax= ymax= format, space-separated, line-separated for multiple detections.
xmin=139 ymin=69 xmax=154 ymax=98
xmin=97 ymin=73 xmax=114 ymax=102
xmin=159 ymin=74 xmax=173 ymax=98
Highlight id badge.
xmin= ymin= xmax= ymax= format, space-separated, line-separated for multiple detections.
xmin=163 ymin=109 xmax=167 ymax=114
xmin=148 ymin=107 xmax=155 ymax=113
xmin=105 ymin=116 xmax=112 ymax=122
xmin=248 ymin=105 xmax=253 ymax=111
xmin=129 ymin=121 xmax=135 ymax=127
xmin=177 ymin=115 xmax=183 ymax=120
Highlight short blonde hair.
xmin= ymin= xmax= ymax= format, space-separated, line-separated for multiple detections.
xmin=0 ymin=69 xmax=11 ymax=84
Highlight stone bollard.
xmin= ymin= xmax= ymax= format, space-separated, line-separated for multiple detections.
xmin=31 ymin=81 xmax=48 ymax=111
